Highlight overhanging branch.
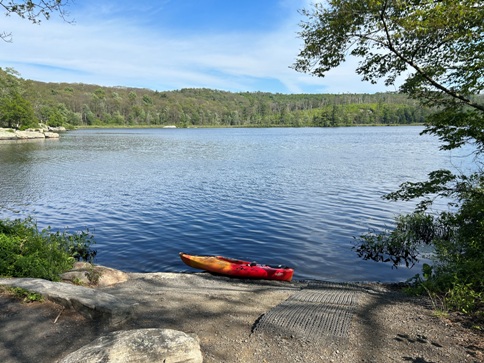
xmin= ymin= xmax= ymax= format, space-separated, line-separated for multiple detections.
xmin=379 ymin=0 xmax=484 ymax=112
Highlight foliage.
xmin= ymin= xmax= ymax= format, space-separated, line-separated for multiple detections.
xmin=294 ymin=0 xmax=484 ymax=146
xmin=0 ymin=0 xmax=71 ymax=42
xmin=294 ymin=0 xmax=484 ymax=316
xmin=355 ymin=175 xmax=484 ymax=312
xmin=354 ymin=213 xmax=436 ymax=268
xmin=2 ymin=286 xmax=44 ymax=303
xmin=85 ymin=266 xmax=101 ymax=285
xmin=0 ymin=90 xmax=37 ymax=129
xmin=355 ymin=164 xmax=484 ymax=314
xmin=0 ymin=217 xmax=96 ymax=281
xmin=0 ymin=68 xmax=38 ymax=129
xmin=14 ymin=74 xmax=434 ymax=128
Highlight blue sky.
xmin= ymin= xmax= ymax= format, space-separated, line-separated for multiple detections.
xmin=0 ymin=0 xmax=399 ymax=94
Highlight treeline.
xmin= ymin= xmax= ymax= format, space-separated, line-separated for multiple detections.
xmin=2 ymin=68 xmax=432 ymax=129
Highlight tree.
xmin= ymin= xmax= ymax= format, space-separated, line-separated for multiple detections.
xmin=1 ymin=0 xmax=71 ymax=42
xmin=0 ymin=90 xmax=37 ymax=128
xmin=294 ymin=0 xmax=484 ymax=314
xmin=39 ymin=103 xmax=72 ymax=127
xmin=294 ymin=0 xmax=484 ymax=149
xmin=0 ymin=67 xmax=37 ymax=128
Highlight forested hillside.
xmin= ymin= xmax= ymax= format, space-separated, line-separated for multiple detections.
xmin=2 ymin=68 xmax=431 ymax=128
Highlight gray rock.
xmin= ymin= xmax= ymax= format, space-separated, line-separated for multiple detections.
xmin=0 ymin=127 xmax=60 ymax=140
xmin=48 ymin=126 xmax=67 ymax=132
xmin=0 ymin=278 xmax=133 ymax=326
xmin=59 ymin=328 xmax=203 ymax=363
xmin=44 ymin=131 xmax=60 ymax=138
xmin=61 ymin=262 xmax=130 ymax=287
xmin=0 ymin=128 xmax=17 ymax=140
xmin=15 ymin=130 xmax=46 ymax=139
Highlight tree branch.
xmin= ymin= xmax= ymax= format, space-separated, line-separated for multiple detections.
xmin=379 ymin=0 xmax=484 ymax=112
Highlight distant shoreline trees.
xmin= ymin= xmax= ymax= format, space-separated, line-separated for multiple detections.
xmin=0 ymin=69 xmax=436 ymax=129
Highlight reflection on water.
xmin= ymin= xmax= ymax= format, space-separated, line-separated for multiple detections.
xmin=0 ymin=127 xmax=469 ymax=281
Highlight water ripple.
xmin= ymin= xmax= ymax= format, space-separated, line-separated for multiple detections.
xmin=0 ymin=127 xmax=467 ymax=282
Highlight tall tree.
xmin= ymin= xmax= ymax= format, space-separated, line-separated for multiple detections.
xmin=0 ymin=67 xmax=37 ymax=128
xmin=294 ymin=0 xmax=484 ymax=150
xmin=294 ymin=0 xmax=484 ymax=313
xmin=1 ymin=0 xmax=71 ymax=41
xmin=0 ymin=90 xmax=37 ymax=128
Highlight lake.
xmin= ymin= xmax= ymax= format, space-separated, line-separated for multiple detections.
xmin=0 ymin=126 xmax=467 ymax=282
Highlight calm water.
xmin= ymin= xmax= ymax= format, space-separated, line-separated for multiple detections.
xmin=0 ymin=127 xmax=468 ymax=281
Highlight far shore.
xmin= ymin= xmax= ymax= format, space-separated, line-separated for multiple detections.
xmin=73 ymin=122 xmax=424 ymax=129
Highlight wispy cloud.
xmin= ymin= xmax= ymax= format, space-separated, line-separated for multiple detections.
xmin=0 ymin=0 xmax=397 ymax=94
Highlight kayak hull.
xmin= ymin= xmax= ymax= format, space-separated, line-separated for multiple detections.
xmin=179 ymin=252 xmax=294 ymax=282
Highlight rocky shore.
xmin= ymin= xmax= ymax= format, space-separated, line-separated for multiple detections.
xmin=0 ymin=126 xmax=65 ymax=140
xmin=1 ymin=265 xmax=483 ymax=363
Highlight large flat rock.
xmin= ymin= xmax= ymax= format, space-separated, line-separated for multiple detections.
xmin=0 ymin=128 xmax=59 ymax=140
xmin=0 ymin=278 xmax=132 ymax=326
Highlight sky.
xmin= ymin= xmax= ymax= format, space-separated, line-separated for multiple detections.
xmin=0 ymin=0 xmax=400 ymax=94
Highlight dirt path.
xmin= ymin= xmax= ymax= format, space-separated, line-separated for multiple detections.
xmin=1 ymin=273 xmax=483 ymax=363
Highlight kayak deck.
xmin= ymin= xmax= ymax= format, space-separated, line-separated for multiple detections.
xmin=179 ymin=252 xmax=294 ymax=282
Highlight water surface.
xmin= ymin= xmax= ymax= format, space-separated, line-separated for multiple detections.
xmin=0 ymin=127 xmax=467 ymax=281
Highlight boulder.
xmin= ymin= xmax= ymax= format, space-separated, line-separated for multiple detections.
xmin=0 ymin=127 xmax=61 ymax=140
xmin=48 ymin=126 xmax=67 ymax=132
xmin=58 ymin=329 xmax=203 ymax=363
xmin=61 ymin=262 xmax=130 ymax=287
xmin=0 ymin=128 xmax=17 ymax=140
xmin=14 ymin=130 xmax=45 ymax=139
xmin=44 ymin=131 xmax=60 ymax=138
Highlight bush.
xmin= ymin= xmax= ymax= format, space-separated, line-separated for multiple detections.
xmin=354 ymin=171 xmax=484 ymax=317
xmin=0 ymin=217 xmax=96 ymax=281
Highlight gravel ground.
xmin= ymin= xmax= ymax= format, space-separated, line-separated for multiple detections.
xmin=1 ymin=274 xmax=483 ymax=363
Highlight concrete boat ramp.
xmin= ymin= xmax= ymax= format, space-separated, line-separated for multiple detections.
xmin=0 ymin=272 xmax=406 ymax=362
xmin=1 ymin=273 xmax=365 ymax=339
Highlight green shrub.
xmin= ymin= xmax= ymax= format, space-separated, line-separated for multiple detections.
xmin=0 ymin=217 xmax=96 ymax=281
xmin=355 ymin=171 xmax=484 ymax=317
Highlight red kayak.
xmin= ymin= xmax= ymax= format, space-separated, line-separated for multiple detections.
xmin=179 ymin=252 xmax=294 ymax=282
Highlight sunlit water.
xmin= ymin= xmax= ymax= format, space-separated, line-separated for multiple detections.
xmin=0 ymin=127 xmax=472 ymax=281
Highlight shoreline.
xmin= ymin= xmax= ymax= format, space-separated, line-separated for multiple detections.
xmin=1 ymin=270 xmax=483 ymax=362
xmin=0 ymin=127 xmax=63 ymax=141
xmin=73 ymin=123 xmax=425 ymax=130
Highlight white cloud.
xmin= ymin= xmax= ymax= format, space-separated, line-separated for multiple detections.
xmin=0 ymin=2 xmax=399 ymax=94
